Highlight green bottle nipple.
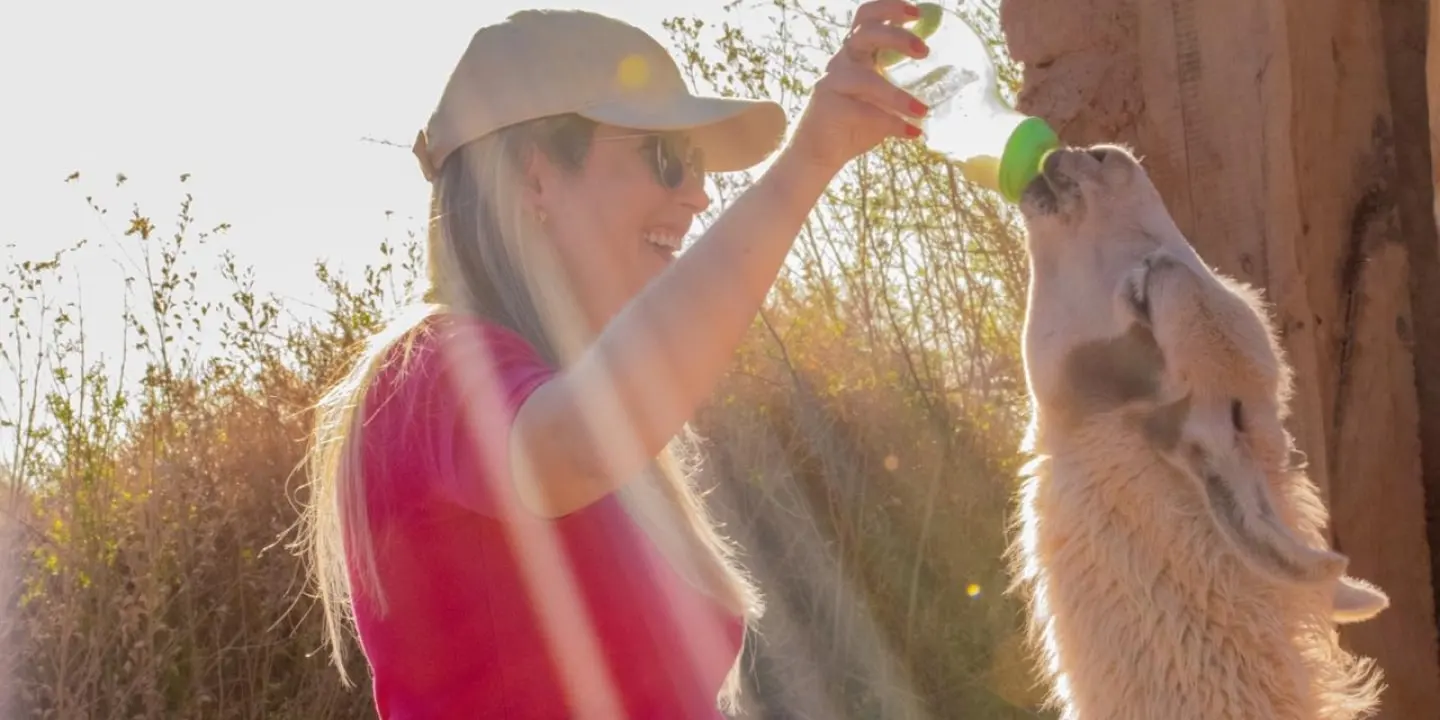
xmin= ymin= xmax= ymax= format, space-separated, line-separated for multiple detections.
xmin=998 ymin=116 xmax=1059 ymax=204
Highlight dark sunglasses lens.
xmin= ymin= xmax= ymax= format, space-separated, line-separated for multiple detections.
xmin=653 ymin=136 xmax=705 ymax=189
xmin=657 ymin=140 xmax=683 ymax=188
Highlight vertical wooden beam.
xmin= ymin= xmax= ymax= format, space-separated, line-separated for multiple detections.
xmin=1399 ymin=0 xmax=1440 ymax=643
xmin=1431 ymin=0 xmax=1440 ymax=232
xmin=999 ymin=0 xmax=1440 ymax=715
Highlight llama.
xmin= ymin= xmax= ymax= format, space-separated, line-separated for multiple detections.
xmin=1006 ymin=144 xmax=1391 ymax=719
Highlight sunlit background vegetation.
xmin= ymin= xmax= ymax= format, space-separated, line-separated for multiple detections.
xmin=0 ymin=1 xmax=1055 ymax=716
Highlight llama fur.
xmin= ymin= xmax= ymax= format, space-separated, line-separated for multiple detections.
xmin=1006 ymin=144 xmax=1390 ymax=719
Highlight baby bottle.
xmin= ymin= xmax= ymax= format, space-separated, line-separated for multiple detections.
xmin=879 ymin=2 xmax=1059 ymax=203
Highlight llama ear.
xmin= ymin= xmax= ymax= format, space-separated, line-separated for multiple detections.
xmin=1332 ymin=575 xmax=1390 ymax=624
xmin=1161 ymin=415 xmax=1349 ymax=586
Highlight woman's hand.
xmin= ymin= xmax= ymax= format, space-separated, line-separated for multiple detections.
xmin=783 ymin=0 xmax=931 ymax=175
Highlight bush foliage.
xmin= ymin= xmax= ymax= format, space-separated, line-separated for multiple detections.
xmin=0 ymin=2 xmax=1053 ymax=717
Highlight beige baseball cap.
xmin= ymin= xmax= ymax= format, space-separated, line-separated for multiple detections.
xmin=412 ymin=8 xmax=790 ymax=182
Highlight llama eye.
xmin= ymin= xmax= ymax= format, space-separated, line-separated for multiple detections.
xmin=1230 ymin=399 xmax=1245 ymax=432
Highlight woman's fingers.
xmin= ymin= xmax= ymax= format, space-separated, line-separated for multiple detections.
xmin=840 ymin=0 xmax=928 ymax=68
xmin=777 ymin=0 xmax=929 ymax=171
xmin=825 ymin=58 xmax=930 ymax=123
xmin=850 ymin=0 xmax=921 ymax=28
xmin=815 ymin=73 xmax=925 ymax=143
xmin=831 ymin=0 xmax=930 ymax=121
xmin=841 ymin=22 xmax=929 ymax=66
xmin=869 ymin=105 xmax=925 ymax=141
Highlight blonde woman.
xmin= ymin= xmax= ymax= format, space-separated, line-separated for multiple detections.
xmin=301 ymin=3 xmax=931 ymax=717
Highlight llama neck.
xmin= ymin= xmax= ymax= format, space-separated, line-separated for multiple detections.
xmin=1011 ymin=423 xmax=1375 ymax=720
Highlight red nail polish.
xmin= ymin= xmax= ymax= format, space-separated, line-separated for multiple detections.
xmin=909 ymin=98 xmax=929 ymax=116
xmin=906 ymin=124 xmax=922 ymax=138
xmin=905 ymin=4 xmax=921 ymax=17
xmin=911 ymin=37 xmax=928 ymax=55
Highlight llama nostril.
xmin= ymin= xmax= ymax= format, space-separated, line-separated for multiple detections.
xmin=1042 ymin=149 xmax=1065 ymax=179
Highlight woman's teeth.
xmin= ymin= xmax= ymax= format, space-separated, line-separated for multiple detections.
xmin=644 ymin=232 xmax=680 ymax=256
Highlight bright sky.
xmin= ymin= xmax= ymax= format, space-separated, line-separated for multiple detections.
xmin=2 ymin=0 xmax=771 ymax=299
xmin=1 ymin=0 xmax=801 ymax=440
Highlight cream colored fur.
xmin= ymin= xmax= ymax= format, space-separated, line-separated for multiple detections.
xmin=1007 ymin=145 xmax=1389 ymax=719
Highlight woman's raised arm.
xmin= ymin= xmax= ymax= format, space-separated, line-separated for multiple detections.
xmin=511 ymin=0 xmax=930 ymax=518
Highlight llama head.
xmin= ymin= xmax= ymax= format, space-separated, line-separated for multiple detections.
xmin=1015 ymin=144 xmax=1182 ymax=417
xmin=1016 ymin=144 xmax=1389 ymax=617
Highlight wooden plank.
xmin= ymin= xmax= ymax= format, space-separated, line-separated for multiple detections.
xmin=1386 ymin=0 xmax=1440 ymax=639
xmin=1284 ymin=0 xmax=1440 ymax=711
xmin=1328 ymin=238 xmax=1440 ymax=715
xmin=1431 ymin=0 xmax=1440 ymax=230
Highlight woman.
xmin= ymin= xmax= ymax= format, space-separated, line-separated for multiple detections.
xmin=301 ymin=3 xmax=931 ymax=717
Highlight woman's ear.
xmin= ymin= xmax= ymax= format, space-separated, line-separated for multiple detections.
xmin=522 ymin=146 xmax=561 ymax=220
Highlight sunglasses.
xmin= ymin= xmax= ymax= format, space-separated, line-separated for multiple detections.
xmin=596 ymin=131 xmax=707 ymax=189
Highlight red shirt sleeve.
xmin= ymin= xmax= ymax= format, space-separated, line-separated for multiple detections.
xmin=362 ymin=315 xmax=556 ymax=519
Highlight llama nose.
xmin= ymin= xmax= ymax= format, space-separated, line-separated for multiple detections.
xmin=1041 ymin=148 xmax=1066 ymax=179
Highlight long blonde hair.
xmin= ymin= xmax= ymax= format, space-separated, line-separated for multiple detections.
xmin=298 ymin=113 xmax=762 ymax=712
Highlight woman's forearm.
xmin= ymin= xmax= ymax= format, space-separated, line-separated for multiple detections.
xmin=511 ymin=150 xmax=837 ymax=517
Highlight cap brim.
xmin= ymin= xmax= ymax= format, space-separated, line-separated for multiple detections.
xmin=579 ymin=94 xmax=788 ymax=173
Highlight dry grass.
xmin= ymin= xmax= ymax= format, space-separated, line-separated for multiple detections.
xmin=0 ymin=2 xmax=1053 ymax=718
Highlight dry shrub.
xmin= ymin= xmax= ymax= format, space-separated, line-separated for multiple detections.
xmin=1 ymin=181 xmax=398 ymax=719
xmin=1 ymin=2 xmax=1054 ymax=718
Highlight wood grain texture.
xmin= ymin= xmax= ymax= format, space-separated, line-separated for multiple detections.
xmin=1000 ymin=0 xmax=1440 ymax=715
xmin=1387 ymin=0 xmax=1440 ymax=645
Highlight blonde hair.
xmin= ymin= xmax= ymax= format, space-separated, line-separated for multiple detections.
xmin=298 ymin=113 xmax=762 ymax=712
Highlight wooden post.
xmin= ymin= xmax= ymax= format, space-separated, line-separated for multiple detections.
xmin=1384 ymin=0 xmax=1440 ymax=663
xmin=999 ymin=0 xmax=1440 ymax=716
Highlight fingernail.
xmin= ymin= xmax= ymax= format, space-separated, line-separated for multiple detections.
xmin=905 ymin=4 xmax=921 ymax=17
xmin=906 ymin=124 xmax=923 ymax=138
xmin=911 ymin=37 xmax=928 ymax=55
xmin=909 ymin=98 xmax=929 ymax=116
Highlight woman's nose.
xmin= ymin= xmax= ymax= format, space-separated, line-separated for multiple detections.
xmin=675 ymin=171 xmax=711 ymax=213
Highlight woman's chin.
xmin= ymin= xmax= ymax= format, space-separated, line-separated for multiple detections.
xmin=641 ymin=246 xmax=677 ymax=279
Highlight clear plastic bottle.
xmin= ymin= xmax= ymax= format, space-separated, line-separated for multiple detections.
xmin=879 ymin=2 xmax=1058 ymax=203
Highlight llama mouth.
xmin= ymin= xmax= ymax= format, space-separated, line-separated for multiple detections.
xmin=1040 ymin=150 xmax=1083 ymax=194
xmin=1020 ymin=150 xmax=1087 ymax=218
xmin=1020 ymin=174 xmax=1059 ymax=217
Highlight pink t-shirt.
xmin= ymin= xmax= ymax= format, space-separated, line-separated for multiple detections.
xmin=348 ymin=313 xmax=746 ymax=719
